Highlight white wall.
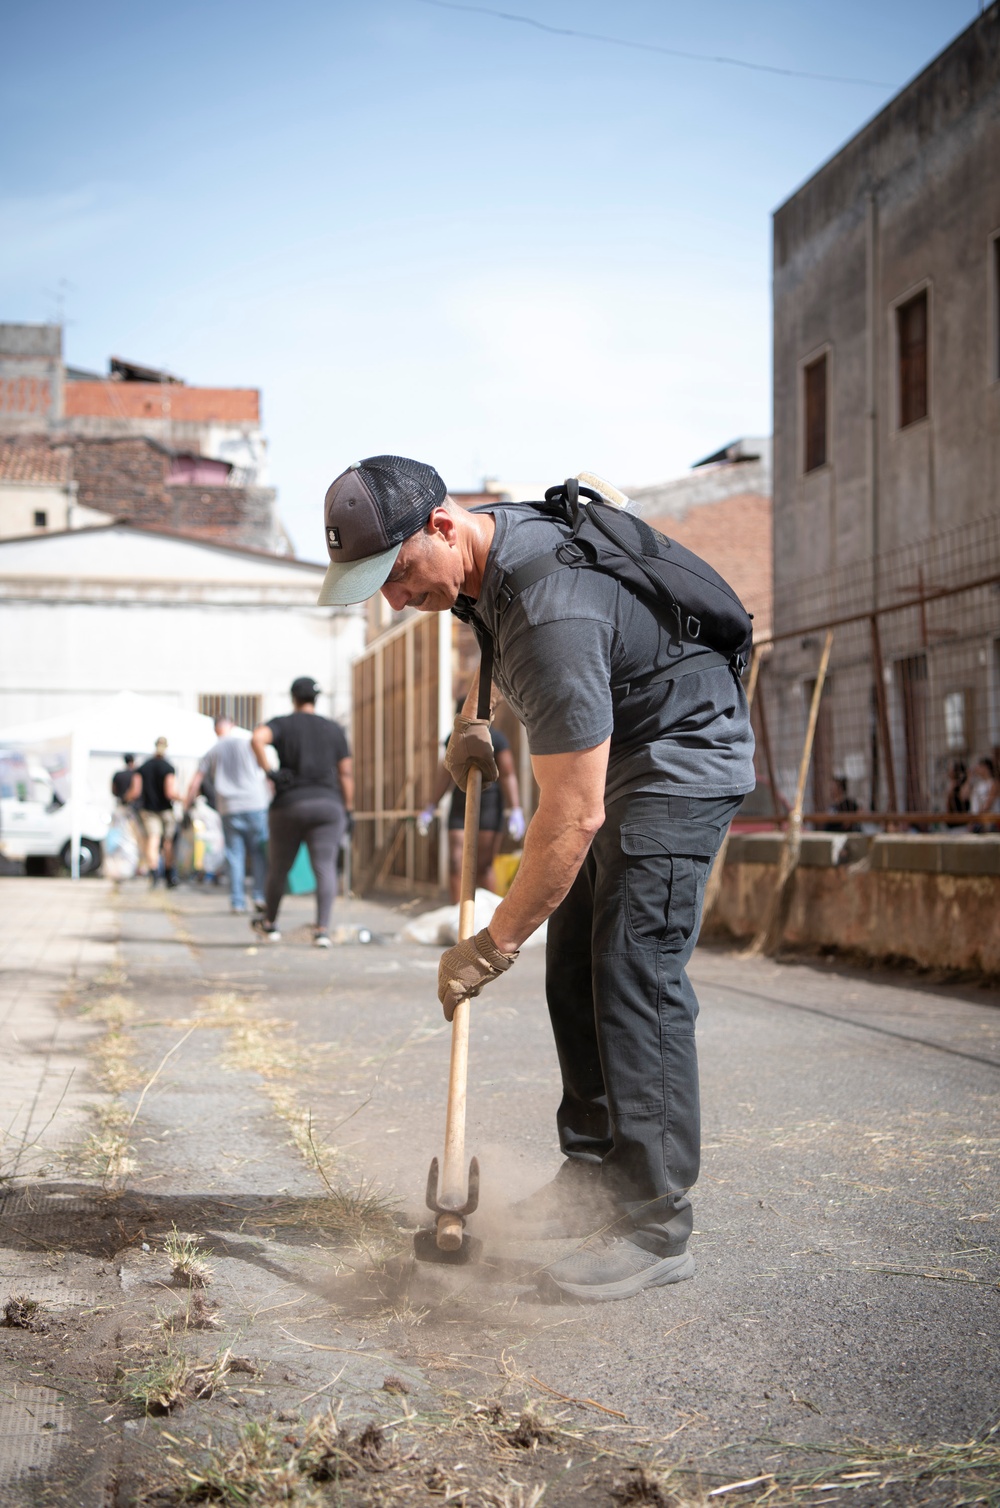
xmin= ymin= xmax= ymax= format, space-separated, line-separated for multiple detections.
xmin=0 ymin=598 xmax=363 ymax=731
xmin=0 ymin=482 xmax=73 ymax=539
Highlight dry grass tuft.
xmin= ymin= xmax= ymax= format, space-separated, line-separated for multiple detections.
xmin=507 ymin=1410 xmax=557 ymax=1451
xmin=762 ymin=1422 xmax=1000 ymax=1506
xmin=612 ymin=1465 xmax=686 ymax=1507
xmin=164 ymin=1226 xmax=214 ymax=1289
xmin=382 ymin=1374 xmax=410 ymax=1396
xmin=174 ymin=1408 xmax=392 ymax=1503
xmin=75 ymin=1099 xmax=137 ymax=1181
xmin=3 ymin=1294 xmax=46 ymax=1332
xmin=160 ymin=1295 xmax=221 ymax=1332
xmin=117 ymin=1345 xmax=234 ymax=1415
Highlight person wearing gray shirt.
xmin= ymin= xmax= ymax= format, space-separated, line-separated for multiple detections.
xmin=185 ymin=717 xmax=269 ymax=914
xmin=315 ymin=455 xmax=755 ymax=1302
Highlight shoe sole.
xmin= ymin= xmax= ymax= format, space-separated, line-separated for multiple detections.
xmin=537 ymin=1251 xmax=695 ymax=1303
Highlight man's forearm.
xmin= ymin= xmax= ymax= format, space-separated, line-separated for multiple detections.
xmin=488 ymin=799 xmax=597 ymax=952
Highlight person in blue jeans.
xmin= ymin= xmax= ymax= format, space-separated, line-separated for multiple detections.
xmin=185 ymin=716 xmax=269 ymax=913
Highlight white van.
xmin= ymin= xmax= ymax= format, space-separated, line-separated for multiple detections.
xmin=0 ymin=750 xmax=111 ymax=875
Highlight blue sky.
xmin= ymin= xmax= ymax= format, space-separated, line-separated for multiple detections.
xmin=0 ymin=0 xmax=978 ymax=557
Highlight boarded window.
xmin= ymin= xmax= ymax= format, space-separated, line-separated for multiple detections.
xmin=897 ymin=290 xmax=928 ymax=427
xmin=33 ymin=510 xmax=47 ymax=528
xmin=803 ymin=354 xmax=827 ymax=472
xmin=198 ymin=693 xmax=261 ymax=731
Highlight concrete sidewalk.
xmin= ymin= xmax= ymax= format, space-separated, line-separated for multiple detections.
xmin=0 ymin=878 xmax=117 ymax=1181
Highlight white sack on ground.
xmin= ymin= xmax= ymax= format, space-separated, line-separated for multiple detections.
xmin=400 ymin=888 xmax=547 ymax=949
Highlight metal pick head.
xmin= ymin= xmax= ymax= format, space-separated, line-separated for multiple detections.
xmin=412 ymin=1228 xmax=483 ymax=1266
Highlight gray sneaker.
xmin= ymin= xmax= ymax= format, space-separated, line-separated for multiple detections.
xmin=538 ymin=1235 xmax=695 ymax=1302
xmin=509 ymin=1160 xmax=620 ymax=1240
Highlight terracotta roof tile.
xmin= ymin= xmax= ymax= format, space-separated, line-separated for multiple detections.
xmin=0 ymin=438 xmax=72 ymax=486
xmin=64 ymin=382 xmax=260 ymax=424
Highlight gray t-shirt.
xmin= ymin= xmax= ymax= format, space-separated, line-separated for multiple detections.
xmin=199 ymin=731 xmax=269 ymax=816
xmin=460 ymin=509 xmax=756 ymax=805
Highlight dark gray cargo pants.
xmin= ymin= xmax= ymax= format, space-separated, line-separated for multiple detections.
xmin=545 ymin=791 xmax=742 ymax=1256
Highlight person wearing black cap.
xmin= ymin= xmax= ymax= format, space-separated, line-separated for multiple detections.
xmin=317 ymin=455 xmax=754 ymax=1302
xmin=250 ymin=678 xmax=354 ymax=947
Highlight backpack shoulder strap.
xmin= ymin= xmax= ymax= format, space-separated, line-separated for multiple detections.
xmin=495 ymin=540 xmax=587 ymax=612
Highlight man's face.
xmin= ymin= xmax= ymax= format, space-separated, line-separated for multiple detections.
xmin=380 ymin=510 xmax=463 ymax=613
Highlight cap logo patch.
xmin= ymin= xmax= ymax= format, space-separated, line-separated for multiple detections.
xmin=327 ymin=526 xmax=342 ymax=549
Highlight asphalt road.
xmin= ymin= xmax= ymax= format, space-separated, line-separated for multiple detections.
xmin=119 ymin=881 xmax=999 ymax=1464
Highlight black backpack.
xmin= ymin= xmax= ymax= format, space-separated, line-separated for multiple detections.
xmin=459 ymin=479 xmax=753 ymax=711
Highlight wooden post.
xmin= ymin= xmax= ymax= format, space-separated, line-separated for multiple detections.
xmin=749 ymin=629 xmax=834 ymax=957
xmin=869 ymin=613 xmax=898 ymax=814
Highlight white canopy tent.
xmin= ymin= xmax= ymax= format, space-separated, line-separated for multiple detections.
xmin=0 ymin=691 xmax=217 ymax=878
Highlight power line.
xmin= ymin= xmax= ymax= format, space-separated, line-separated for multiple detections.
xmin=416 ymin=0 xmax=893 ymax=88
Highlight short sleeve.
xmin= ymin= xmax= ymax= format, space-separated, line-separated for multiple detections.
xmin=267 ymin=717 xmax=286 ymax=761
xmin=499 ymin=617 xmax=614 ymax=755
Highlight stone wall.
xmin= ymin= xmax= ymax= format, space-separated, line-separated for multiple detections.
xmin=704 ymin=833 xmax=1000 ymax=976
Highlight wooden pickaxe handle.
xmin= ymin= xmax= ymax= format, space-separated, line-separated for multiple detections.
xmin=436 ymin=767 xmax=483 ymax=1251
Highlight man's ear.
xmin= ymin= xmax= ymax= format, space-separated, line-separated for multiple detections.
xmin=426 ymin=505 xmax=458 ymax=544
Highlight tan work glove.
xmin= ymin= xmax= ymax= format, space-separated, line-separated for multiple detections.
xmin=438 ymin=927 xmax=519 ymax=1021
xmin=445 ymin=715 xmax=498 ymax=792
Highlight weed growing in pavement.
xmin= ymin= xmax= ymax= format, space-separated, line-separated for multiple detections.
xmin=172 ymin=1409 xmax=384 ymax=1503
xmin=3 ymin=1294 xmax=46 ymax=1331
xmin=117 ymin=1345 xmax=235 ymax=1415
xmin=164 ymin=1226 xmax=214 ymax=1288
xmin=75 ymin=1098 xmax=137 ymax=1182
xmin=160 ymin=1294 xmax=221 ymax=1332
xmin=194 ymin=990 xmax=399 ymax=1248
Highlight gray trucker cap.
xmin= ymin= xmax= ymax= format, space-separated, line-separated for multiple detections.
xmin=317 ymin=455 xmax=447 ymax=607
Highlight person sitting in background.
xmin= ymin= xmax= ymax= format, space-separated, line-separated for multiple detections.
xmin=135 ymin=737 xmax=180 ymax=886
xmin=250 ymin=677 xmax=354 ymax=948
xmin=418 ymin=702 xmax=524 ymax=902
xmin=823 ymin=774 xmax=860 ymax=833
xmin=184 ymin=716 xmax=269 ymax=915
xmin=962 ymin=755 xmax=1000 ymax=831
xmin=944 ymin=758 xmax=969 ymax=816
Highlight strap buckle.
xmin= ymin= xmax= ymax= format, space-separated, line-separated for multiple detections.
xmin=555 ymin=541 xmax=585 ymax=566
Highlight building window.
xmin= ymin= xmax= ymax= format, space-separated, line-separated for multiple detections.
xmin=897 ymin=289 xmax=928 ymax=427
xmin=33 ymin=510 xmax=47 ymax=528
xmin=198 ymin=693 xmax=261 ymax=731
xmin=803 ymin=353 xmax=827 ymax=472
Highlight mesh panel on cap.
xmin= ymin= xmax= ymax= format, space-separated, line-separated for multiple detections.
xmin=357 ymin=454 xmax=446 ymax=538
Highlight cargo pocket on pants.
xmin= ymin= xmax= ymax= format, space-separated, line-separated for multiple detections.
xmin=621 ymin=822 xmax=717 ymax=951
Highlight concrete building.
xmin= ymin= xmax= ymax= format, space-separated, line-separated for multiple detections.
xmin=0 ymin=521 xmax=363 ymax=739
xmin=770 ymin=6 xmax=1000 ymax=813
